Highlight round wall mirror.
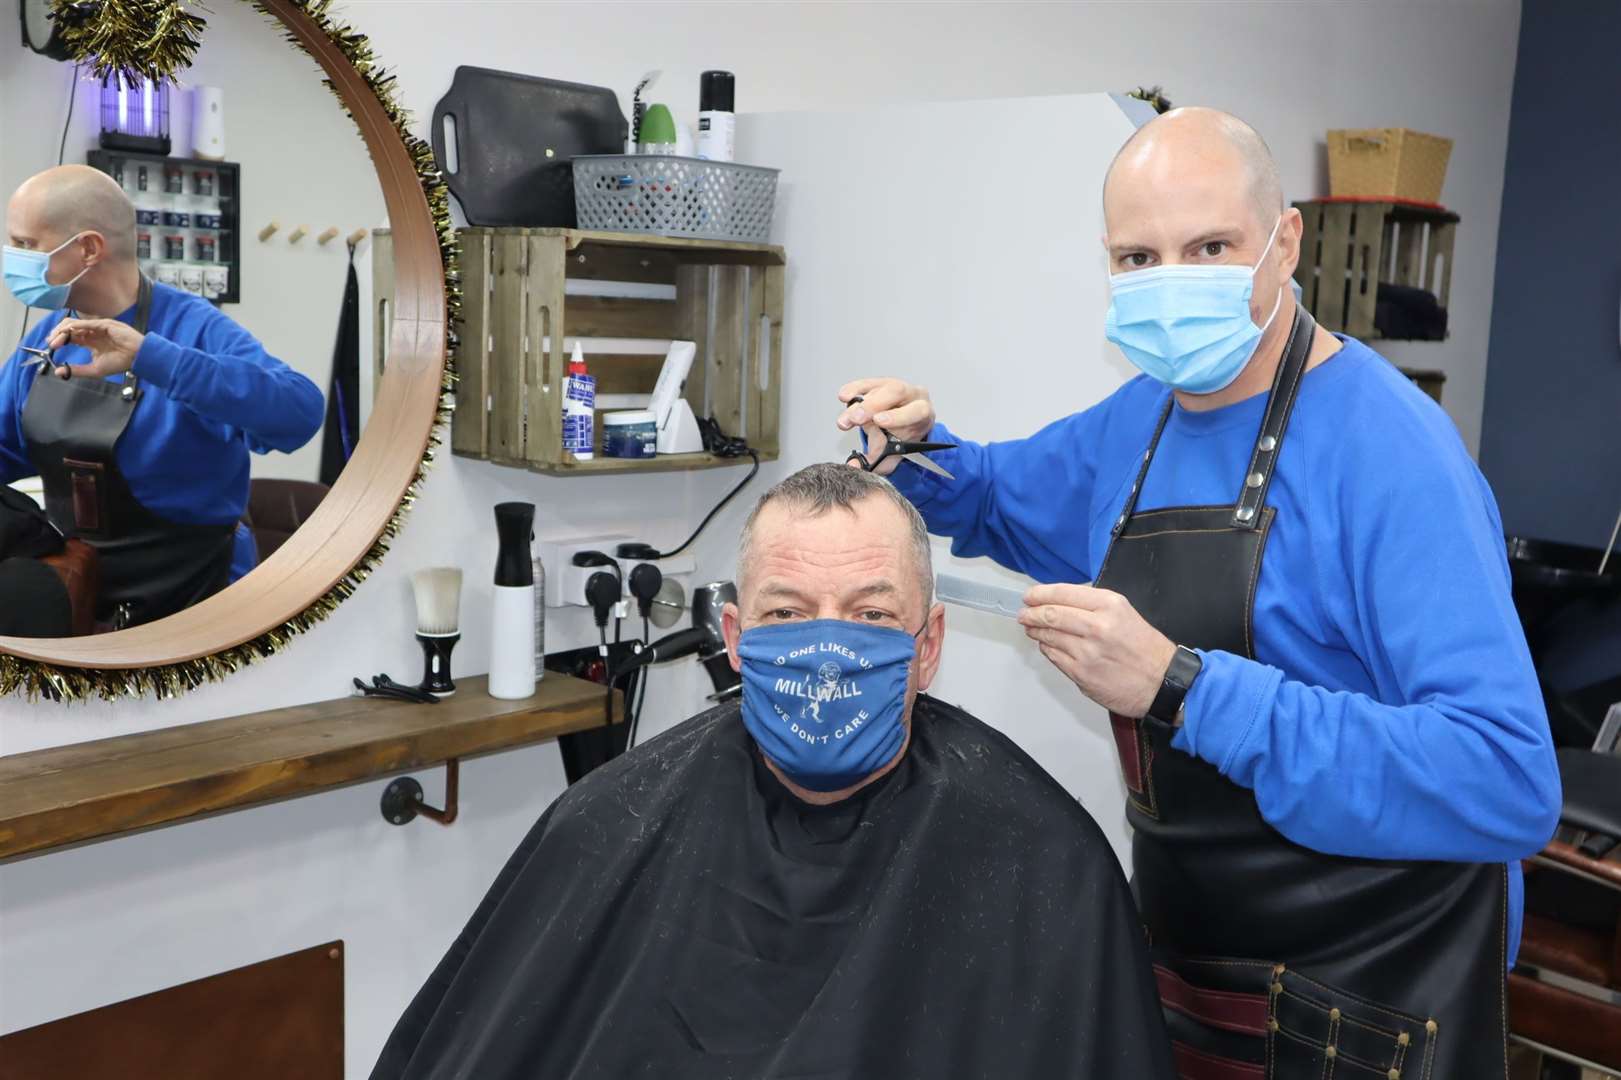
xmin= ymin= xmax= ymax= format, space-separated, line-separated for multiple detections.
xmin=0 ymin=0 xmax=451 ymax=700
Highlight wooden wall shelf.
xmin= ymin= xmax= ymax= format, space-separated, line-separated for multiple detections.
xmin=0 ymin=674 xmax=614 ymax=862
xmin=400 ymin=227 xmax=784 ymax=476
xmin=1294 ymin=198 xmax=1459 ymax=341
xmin=537 ymin=448 xmax=777 ymax=477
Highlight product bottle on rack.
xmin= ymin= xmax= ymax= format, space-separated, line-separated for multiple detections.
xmin=531 ymin=550 xmax=546 ymax=682
xmin=696 ymin=71 xmax=736 ymax=162
xmin=562 ymin=341 xmax=596 ymax=461
xmin=489 ymin=502 xmax=537 ymax=699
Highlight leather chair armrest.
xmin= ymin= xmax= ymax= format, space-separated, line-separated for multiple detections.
xmin=1534 ymin=840 xmax=1621 ymax=893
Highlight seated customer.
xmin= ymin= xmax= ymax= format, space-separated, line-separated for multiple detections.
xmin=370 ymin=464 xmax=1174 ymax=1080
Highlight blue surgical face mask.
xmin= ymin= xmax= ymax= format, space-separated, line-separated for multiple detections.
xmin=1104 ymin=216 xmax=1286 ymax=395
xmin=736 ymin=618 xmax=922 ymax=793
xmin=3 ymin=232 xmax=90 ymax=310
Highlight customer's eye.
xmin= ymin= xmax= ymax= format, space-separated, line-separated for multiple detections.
xmin=859 ymin=609 xmax=891 ymax=622
xmin=769 ymin=608 xmax=799 ymax=621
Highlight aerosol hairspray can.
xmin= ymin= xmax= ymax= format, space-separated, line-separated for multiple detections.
xmin=696 ymin=71 xmax=735 ymax=163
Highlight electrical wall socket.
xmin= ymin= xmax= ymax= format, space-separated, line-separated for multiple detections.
xmin=536 ymin=534 xmax=699 ymax=609
xmin=537 ymin=534 xmax=631 ymax=609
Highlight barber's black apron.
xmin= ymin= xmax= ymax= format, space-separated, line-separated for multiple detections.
xmin=1093 ymin=304 xmax=1509 ymax=1080
xmin=19 ymin=277 xmax=235 ymax=628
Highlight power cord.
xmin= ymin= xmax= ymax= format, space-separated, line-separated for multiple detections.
xmin=617 ymin=419 xmax=760 ymax=562
xmin=625 ymin=661 xmax=649 ymax=752
xmin=625 ymin=616 xmax=652 ymax=751
xmin=58 ymin=61 xmax=81 ymax=166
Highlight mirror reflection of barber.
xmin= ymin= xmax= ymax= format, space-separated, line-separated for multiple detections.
xmin=1 ymin=165 xmax=322 ymax=628
xmin=840 ymin=108 xmax=1560 ymax=1078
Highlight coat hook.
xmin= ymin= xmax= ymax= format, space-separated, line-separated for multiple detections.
xmin=288 ymin=225 xmax=309 ymax=244
xmin=317 ymin=227 xmax=340 ymax=245
xmin=257 ymin=221 xmax=279 ymax=242
xmin=347 ymin=228 xmax=369 ymax=249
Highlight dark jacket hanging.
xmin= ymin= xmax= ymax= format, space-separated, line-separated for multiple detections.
xmin=319 ymin=247 xmax=361 ymax=485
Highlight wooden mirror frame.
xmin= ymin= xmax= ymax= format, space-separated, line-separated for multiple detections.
xmin=0 ymin=0 xmax=455 ymax=701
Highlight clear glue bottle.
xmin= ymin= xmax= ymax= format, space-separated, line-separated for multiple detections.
xmin=562 ymin=341 xmax=595 ymax=460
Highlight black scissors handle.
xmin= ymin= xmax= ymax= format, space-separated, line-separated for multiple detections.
xmin=843 ymin=395 xmax=957 ymax=473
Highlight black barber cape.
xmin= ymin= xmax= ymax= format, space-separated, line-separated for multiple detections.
xmin=371 ymin=695 xmax=1175 ymax=1080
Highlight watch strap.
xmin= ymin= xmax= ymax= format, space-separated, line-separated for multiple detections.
xmin=1149 ymin=646 xmax=1202 ymax=723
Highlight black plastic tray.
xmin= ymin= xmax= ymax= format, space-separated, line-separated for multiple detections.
xmin=431 ymin=66 xmax=626 ymax=228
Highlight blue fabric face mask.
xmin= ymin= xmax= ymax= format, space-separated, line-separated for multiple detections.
xmin=736 ymin=618 xmax=921 ymax=793
xmin=1104 ymin=216 xmax=1286 ymax=395
xmin=3 ymin=232 xmax=89 ymax=310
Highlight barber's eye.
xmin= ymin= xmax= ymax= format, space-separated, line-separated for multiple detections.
xmin=1123 ymin=253 xmax=1151 ymax=269
xmin=1202 ymin=241 xmax=1227 ymax=257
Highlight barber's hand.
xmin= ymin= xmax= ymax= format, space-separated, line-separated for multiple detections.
xmin=835 ymin=378 xmax=935 ymax=476
xmin=44 ymin=318 xmax=145 ymax=380
xmin=1019 ymin=583 xmax=1178 ymax=719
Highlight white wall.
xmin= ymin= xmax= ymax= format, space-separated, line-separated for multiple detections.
xmin=0 ymin=2 xmax=1522 ymax=1073
xmin=0 ymin=1 xmax=385 ymax=484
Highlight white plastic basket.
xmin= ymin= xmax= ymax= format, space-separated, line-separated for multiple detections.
xmin=571 ymin=155 xmax=779 ymax=244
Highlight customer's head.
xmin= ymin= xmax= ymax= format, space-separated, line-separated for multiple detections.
xmin=724 ymin=463 xmax=945 ymax=751
xmin=6 ymin=165 xmax=138 ymax=313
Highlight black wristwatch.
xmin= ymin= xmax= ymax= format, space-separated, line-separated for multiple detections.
xmin=1147 ymin=645 xmax=1202 ymax=725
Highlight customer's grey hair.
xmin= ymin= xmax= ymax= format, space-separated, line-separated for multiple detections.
xmin=737 ymin=463 xmax=934 ymax=607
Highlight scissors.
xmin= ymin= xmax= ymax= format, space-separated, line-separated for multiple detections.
xmin=843 ymin=394 xmax=958 ymax=480
xmin=17 ymin=345 xmax=55 ymax=369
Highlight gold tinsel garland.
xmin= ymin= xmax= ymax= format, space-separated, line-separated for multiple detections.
xmin=9 ymin=0 xmax=460 ymax=702
xmin=51 ymin=0 xmax=207 ymax=83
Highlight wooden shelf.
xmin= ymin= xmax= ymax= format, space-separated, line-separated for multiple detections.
xmin=533 ymin=448 xmax=776 ymax=477
xmin=426 ymin=227 xmax=784 ymax=474
xmin=0 ymin=674 xmax=613 ymax=862
xmin=1294 ymin=198 xmax=1458 ymax=341
xmin=547 ymin=228 xmax=786 ymax=267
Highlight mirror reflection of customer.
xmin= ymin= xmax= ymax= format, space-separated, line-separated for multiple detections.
xmin=0 ymin=165 xmax=322 ymax=629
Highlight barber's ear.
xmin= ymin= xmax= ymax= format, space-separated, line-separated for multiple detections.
xmin=76 ymin=231 xmax=106 ymax=268
xmin=721 ymin=602 xmax=742 ymax=673
xmin=914 ymin=601 xmax=946 ymax=693
xmin=1276 ymin=207 xmax=1303 ymax=280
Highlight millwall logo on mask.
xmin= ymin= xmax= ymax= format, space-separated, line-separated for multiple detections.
xmin=768 ymin=639 xmax=873 ymax=746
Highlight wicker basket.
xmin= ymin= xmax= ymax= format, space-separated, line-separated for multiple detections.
xmin=1327 ymin=128 xmax=1453 ymax=204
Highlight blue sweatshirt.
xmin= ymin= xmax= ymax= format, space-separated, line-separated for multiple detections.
xmin=0 ymin=284 xmax=324 ymax=580
xmin=890 ymin=337 xmax=1560 ymax=965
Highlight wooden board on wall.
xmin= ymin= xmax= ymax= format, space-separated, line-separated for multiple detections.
xmin=0 ymin=942 xmax=344 ymax=1080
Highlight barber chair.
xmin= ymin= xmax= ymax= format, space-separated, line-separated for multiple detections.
xmin=1507 ymin=537 xmax=1621 ymax=749
xmin=1509 ymin=722 xmax=1621 ymax=1078
xmin=243 ymin=478 xmax=329 ymax=563
xmin=39 ymin=538 xmax=100 ymax=636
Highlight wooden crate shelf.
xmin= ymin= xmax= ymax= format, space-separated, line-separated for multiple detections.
xmin=443 ymin=228 xmax=784 ymax=476
xmin=1294 ymin=199 xmax=1459 ymax=341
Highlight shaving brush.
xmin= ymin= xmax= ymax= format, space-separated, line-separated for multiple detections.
xmin=411 ymin=567 xmax=463 ymax=697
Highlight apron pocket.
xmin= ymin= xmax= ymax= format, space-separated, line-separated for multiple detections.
xmin=1268 ymin=967 xmax=1438 ymax=1079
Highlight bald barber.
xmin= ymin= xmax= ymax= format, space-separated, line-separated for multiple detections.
xmin=840 ymin=109 xmax=1558 ymax=1078
xmin=1 ymin=165 xmax=321 ymax=628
